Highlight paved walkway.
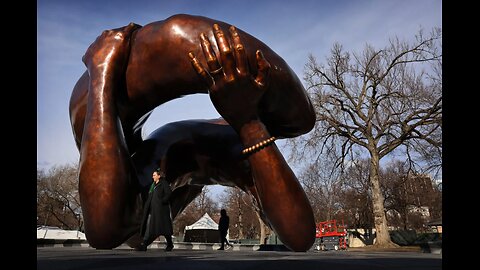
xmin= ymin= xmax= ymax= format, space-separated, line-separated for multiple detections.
xmin=37 ymin=246 xmax=442 ymax=270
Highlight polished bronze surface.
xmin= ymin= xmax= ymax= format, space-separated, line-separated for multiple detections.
xmin=69 ymin=14 xmax=316 ymax=251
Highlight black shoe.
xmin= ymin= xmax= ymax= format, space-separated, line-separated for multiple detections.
xmin=165 ymin=244 xmax=174 ymax=251
xmin=217 ymin=247 xmax=224 ymax=250
xmin=135 ymin=243 xmax=147 ymax=251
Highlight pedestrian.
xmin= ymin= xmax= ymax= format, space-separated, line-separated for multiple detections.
xmin=218 ymin=209 xmax=233 ymax=250
xmin=136 ymin=168 xmax=174 ymax=251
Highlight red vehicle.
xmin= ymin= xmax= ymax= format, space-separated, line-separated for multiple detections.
xmin=314 ymin=219 xmax=348 ymax=251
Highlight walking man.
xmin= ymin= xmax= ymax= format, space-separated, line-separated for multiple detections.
xmin=137 ymin=168 xmax=174 ymax=251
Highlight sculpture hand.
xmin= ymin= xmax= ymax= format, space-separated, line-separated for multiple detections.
xmin=188 ymin=24 xmax=271 ymax=132
xmin=82 ymin=22 xmax=140 ymax=73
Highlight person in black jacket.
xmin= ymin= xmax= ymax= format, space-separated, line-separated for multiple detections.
xmin=218 ymin=209 xmax=233 ymax=250
xmin=137 ymin=168 xmax=174 ymax=251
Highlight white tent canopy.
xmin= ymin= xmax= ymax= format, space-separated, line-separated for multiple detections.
xmin=185 ymin=213 xmax=218 ymax=231
xmin=183 ymin=213 xmax=230 ymax=243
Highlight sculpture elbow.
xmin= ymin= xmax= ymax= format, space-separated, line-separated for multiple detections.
xmin=261 ymin=96 xmax=317 ymax=138
xmin=84 ymin=223 xmax=129 ymax=249
xmin=82 ymin=210 xmax=139 ymax=249
xmin=297 ymin=100 xmax=316 ymax=135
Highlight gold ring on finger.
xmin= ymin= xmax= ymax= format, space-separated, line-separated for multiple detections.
xmin=210 ymin=67 xmax=223 ymax=75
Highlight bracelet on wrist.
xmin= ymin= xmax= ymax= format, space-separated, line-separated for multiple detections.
xmin=241 ymin=136 xmax=276 ymax=156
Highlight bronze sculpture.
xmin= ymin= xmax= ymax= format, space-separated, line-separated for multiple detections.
xmin=69 ymin=14 xmax=316 ymax=251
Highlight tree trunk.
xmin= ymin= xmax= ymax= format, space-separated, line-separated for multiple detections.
xmin=256 ymin=211 xmax=269 ymax=244
xmin=369 ymin=152 xmax=398 ymax=247
xmin=237 ymin=199 xmax=244 ymax=239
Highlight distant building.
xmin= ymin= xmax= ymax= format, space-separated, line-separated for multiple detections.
xmin=385 ymin=173 xmax=439 ymax=230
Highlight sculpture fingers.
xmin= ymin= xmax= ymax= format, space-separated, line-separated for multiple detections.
xmin=229 ymin=25 xmax=248 ymax=75
xmin=188 ymin=52 xmax=214 ymax=88
xmin=200 ymin=32 xmax=222 ymax=74
xmin=213 ymin=24 xmax=236 ymax=81
xmin=254 ymin=50 xmax=271 ymax=88
xmin=124 ymin=22 xmax=142 ymax=33
xmin=112 ymin=22 xmax=142 ymax=39
xmin=82 ymin=23 xmax=141 ymax=70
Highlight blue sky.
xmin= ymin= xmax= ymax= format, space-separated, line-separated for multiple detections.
xmin=37 ymin=0 xmax=442 ymax=196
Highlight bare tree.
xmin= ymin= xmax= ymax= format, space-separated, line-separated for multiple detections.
xmin=298 ymin=153 xmax=343 ymax=223
xmin=338 ymin=159 xmax=374 ymax=229
xmin=192 ymin=186 xmax=219 ymax=216
xmin=255 ymin=210 xmax=272 ymax=244
xmin=173 ymin=186 xmax=219 ymax=236
xmin=219 ymin=187 xmax=260 ymax=240
xmin=37 ymin=163 xmax=82 ymax=230
xmin=289 ymin=28 xmax=441 ymax=247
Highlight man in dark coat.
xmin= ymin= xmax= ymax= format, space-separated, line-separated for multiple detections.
xmin=137 ymin=168 xmax=174 ymax=251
